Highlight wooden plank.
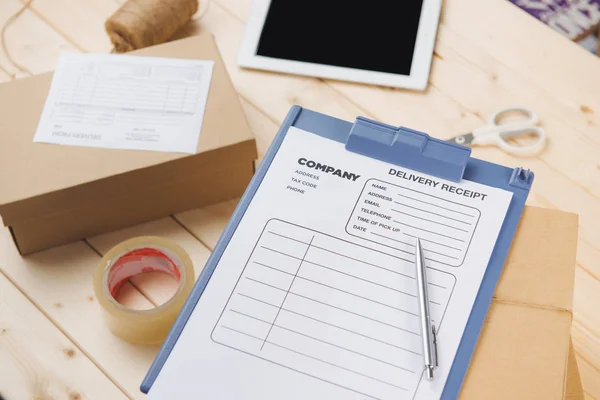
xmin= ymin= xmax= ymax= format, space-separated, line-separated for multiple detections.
xmin=239 ymin=97 xmax=278 ymax=161
xmin=176 ymin=199 xmax=239 ymax=250
xmin=573 ymin=261 xmax=600 ymax=368
xmin=0 ymin=272 xmax=127 ymax=400
xmin=431 ymin=25 xmax=600 ymax=191
xmin=436 ymin=24 xmax=600 ymax=147
xmin=577 ymin=353 xmax=600 ymax=400
xmin=21 ymin=0 xmax=117 ymax=53
xmin=446 ymin=0 xmax=600 ymax=129
xmin=0 ymin=0 xmax=78 ymax=77
xmin=0 ymin=231 xmax=159 ymax=399
xmin=0 ymin=0 xmax=25 ymax=76
xmin=0 ymin=69 xmax=11 ymax=82
xmin=0 ymin=221 xmax=212 ymax=398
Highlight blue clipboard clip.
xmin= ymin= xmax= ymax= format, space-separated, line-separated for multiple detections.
xmin=346 ymin=116 xmax=472 ymax=182
xmin=346 ymin=116 xmax=533 ymax=187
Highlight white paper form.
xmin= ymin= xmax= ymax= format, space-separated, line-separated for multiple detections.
xmin=149 ymin=127 xmax=513 ymax=400
xmin=33 ymin=54 xmax=214 ymax=154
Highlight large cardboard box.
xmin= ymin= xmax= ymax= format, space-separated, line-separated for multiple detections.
xmin=461 ymin=206 xmax=578 ymax=399
xmin=0 ymin=35 xmax=257 ymax=254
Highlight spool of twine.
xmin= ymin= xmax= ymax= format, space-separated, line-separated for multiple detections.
xmin=105 ymin=0 xmax=199 ymax=53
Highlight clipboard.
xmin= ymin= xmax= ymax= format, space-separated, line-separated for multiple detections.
xmin=141 ymin=106 xmax=533 ymax=399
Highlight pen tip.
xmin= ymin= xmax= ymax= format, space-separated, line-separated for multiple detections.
xmin=426 ymin=366 xmax=434 ymax=380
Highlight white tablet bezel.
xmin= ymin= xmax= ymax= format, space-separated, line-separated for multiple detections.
xmin=237 ymin=0 xmax=442 ymax=90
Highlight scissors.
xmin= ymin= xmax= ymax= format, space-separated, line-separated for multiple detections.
xmin=447 ymin=107 xmax=546 ymax=156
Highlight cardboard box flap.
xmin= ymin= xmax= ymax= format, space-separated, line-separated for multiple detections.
xmin=0 ymin=34 xmax=256 ymax=222
xmin=566 ymin=339 xmax=585 ymax=399
xmin=494 ymin=206 xmax=578 ymax=310
xmin=460 ymin=206 xmax=578 ymax=399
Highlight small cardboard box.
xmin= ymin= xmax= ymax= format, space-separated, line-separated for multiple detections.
xmin=461 ymin=206 xmax=578 ymax=399
xmin=0 ymin=35 xmax=257 ymax=255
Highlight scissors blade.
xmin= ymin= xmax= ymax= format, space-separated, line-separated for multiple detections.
xmin=447 ymin=133 xmax=474 ymax=146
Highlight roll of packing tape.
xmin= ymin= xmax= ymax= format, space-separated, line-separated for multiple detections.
xmin=94 ymin=236 xmax=194 ymax=344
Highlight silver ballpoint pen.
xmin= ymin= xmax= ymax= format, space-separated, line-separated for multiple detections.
xmin=416 ymin=238 xmax=438 ymax=380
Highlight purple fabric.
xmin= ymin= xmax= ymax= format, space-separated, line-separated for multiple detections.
xmin=510 ymin=0 xmax=600 ymax=38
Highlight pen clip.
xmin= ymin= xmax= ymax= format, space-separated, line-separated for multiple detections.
xmin=432 ymin=324 xmax=438 ymax=368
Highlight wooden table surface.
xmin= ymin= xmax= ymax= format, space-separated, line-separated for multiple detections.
xmin=1 ymin=0 xmax=599 ymax=398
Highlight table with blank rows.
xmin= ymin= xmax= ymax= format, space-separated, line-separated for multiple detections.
xmin=211 ymin=219 xmax=456 ymax=399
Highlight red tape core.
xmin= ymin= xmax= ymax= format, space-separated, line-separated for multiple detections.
xmin=107 ymin=247 xmax=181 ymax=298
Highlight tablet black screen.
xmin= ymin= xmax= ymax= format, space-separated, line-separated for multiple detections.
xmin=256 ymin=1 xmax=424 ymax=76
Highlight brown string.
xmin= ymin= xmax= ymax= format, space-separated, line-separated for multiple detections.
xmin=1 ymin=0 xmax=34 ymax=77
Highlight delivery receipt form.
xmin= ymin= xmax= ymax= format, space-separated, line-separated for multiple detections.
xmin=33 ymin=53 xmax=214 ymax=154
xmin=148 ymin=127 xmax=513 ymax=400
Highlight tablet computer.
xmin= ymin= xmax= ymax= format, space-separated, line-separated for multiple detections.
xmin=237 ymin=0 xmax=443 ymax=90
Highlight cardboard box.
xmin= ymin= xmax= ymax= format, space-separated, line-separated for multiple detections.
xmin=0 ymin=35 xmax=257 ymax=254
xmin=461 ymin=206 xmax=578 ymax=399
xmin=566 ymin=339 xmax=585 ymax=400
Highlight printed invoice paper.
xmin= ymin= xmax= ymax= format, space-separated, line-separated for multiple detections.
xmin=33 ymin=53 xmax=214 ymax=154
xmin=149 ymin=127 xmax=513 ymax=400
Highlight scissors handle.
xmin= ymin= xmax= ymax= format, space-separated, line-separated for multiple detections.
xmin=489 ymin=107 xmax=539 ymax=126
xmin=472 ymin=107 xmax=546 ymax=156
xmin=472 ymin=124 xmax=546 ymax=156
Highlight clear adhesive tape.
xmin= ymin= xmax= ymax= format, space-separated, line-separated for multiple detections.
xmin=93 ymin=236 xmax=194 ymax=344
